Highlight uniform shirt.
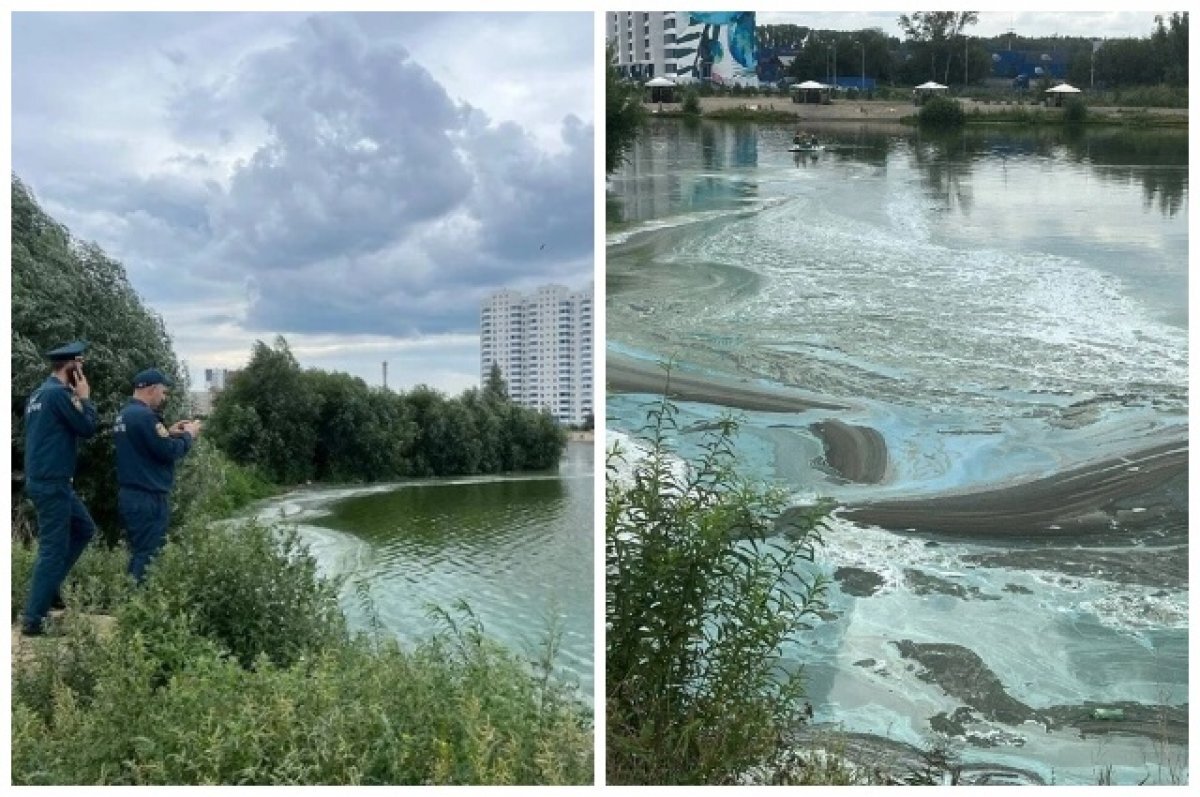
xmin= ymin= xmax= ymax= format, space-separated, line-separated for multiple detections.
xmin=114 ymin=399 xmax=193 ymax=493
xmin=24 ymin=375 xmax=98 ymax=481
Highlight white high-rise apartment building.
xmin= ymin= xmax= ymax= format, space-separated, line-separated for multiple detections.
xmin=607 ymin=11 xmax=758 ymax=85
xmin=608 ymin=11 xmax=675 ymax=81
xmin=480 ymin=284 xmax=593 ymax=425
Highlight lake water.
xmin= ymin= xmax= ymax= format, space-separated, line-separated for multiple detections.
xmin=607 ymin=120 xmax=1187 ymax=784
xmin=254 ymin=441 xmax=594 ymax=699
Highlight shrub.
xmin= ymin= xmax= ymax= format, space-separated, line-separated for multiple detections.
xmin=12 ymin=601 xmax=592 ymax=784
xmin=171 ymin=438 xmax=274 ymax=524
xmin=918 ymin=95 xmax=965 ymax=128
xmin=1063 ymin=98 xmax=1088 ymax=125
xmin=127 ymin=519 xmax=348 ymax=669
xmin=606 ymin=396 xmax=830 ymax=784
xmin=681 ymin=88 xmax=702 ymax=117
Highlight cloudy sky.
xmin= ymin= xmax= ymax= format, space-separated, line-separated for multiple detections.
xmin=11 ymin=12 xmax=594 ymax=394
xmin=758 ymin=10 xmax=1167 ymax=39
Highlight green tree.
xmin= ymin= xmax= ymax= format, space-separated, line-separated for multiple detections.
xmin=306 ymin=370 xmax=412 ymax=481
xmin=606 ymin=45 xmax=646 ymax=173
xmin=483 ymin=362 xmax=509 ymax=402
xmin=207 ymin=338 xmax=321 ymax=484
xmin=607 ymin=398 xmax=830 ymax=784
xmin=897 ymin=11 xmax=979 ymax=85
xmin=11 ymin=176 xmax=183 ymax=539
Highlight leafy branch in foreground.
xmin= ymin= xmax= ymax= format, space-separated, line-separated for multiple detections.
xmin=606 ymin=393 xmax=831 ymax=784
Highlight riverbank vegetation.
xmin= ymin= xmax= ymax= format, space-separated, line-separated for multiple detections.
xmin=606 ymin=397 xmax=832 ymax=784
xmin=12 ymin=508 xmax=592 ymax=783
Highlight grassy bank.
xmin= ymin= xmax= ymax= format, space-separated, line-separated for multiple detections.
xmin=11 ymin=443 xmax=592 ymax=785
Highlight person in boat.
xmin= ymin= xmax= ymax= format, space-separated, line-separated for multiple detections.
xmin=809 ymin=135 xmax=819 ymax=148
xmin=792 ymin=129 xmax=803 ymax=146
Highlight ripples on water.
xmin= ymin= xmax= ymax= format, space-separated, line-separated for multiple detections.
xmin=274 ymin=443 xmax=594 ymax=699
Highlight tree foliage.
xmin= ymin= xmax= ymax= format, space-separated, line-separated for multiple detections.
xmin=606 ymin=45 xmax=646 ymax=174
xmin=606 ymin=397 xmax=830 ymax=784
xmin=755 ymin=23 xmax=811 ymax=52
xmin=897 ymin=11 xmax=979 ymax=85
xmin=11 ymin=176 xmax=184 ymax=538
xmin=207 ymin=337 xmax=567 ymax=484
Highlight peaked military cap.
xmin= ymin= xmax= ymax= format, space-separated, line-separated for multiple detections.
xmin=45 ymin=340 xmax=88 ymax=362
xmin=133 ymin=368 xmax=174 ymax=389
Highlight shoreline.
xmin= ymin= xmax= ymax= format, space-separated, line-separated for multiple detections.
xmin=644 ymin=96 xmax=1187 ymax=125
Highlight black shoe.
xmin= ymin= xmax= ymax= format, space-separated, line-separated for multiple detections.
xmin=20 ymin=623 xmax=45 ymax=637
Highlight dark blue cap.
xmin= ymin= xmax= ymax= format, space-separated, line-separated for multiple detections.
xmin=45 ymin=340 xmax=88 ymax=362
xmin=133 ymin=368 xmax=174 ymax=389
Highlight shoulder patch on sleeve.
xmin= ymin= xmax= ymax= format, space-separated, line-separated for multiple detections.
xmin=156 ymin=422 xmax=170 ymax=438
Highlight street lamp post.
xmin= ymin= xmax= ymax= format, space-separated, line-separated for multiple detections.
xmin=833 ymin=39 xmax=838 ymax=90
xmin=860 ymin=40 xmax=866 ymax=93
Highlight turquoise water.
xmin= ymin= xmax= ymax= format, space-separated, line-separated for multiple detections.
xmin=608 ymin=120 xmax=1187 ymax=784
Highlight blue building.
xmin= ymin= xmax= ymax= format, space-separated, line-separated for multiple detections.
xmin=991 ymin=49 xmax=1068 ymax=86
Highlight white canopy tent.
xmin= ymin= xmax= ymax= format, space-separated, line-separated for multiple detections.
xmin=645 ymin=76 xmax=678 ymax=104
xmin=913 ymin=80 xmax=949 ymax=106
xmin=1045 ymin=82 xmax=1082 ymax=107
xmin=791 ymin=80 xmax=831 ymax=104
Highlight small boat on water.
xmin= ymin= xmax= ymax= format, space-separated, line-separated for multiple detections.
xmin=788 ymin=144 xmax=824 ymax=153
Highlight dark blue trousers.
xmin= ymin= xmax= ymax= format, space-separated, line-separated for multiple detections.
xmin=119 ymin=487 xmax=171 ymax=584
xmin=23 ymin=480 xmax=96 ymax=631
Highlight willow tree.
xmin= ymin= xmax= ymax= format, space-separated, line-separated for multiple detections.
xmin=11 ymin=176 xmax=184 ymax=539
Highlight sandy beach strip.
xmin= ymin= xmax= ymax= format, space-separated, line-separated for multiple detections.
xmin=841 ymin=439 xmax=1187 ymax=536
xmin=607 ymin=353 xmax=846 ymax=414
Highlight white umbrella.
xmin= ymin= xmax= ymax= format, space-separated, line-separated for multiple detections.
xmin=645 ymin=77 xmax=677 ymax=88
xmin=1045 ymin=83 xmax=1082 ymax=93
xmin=794 ymin=80 xmax=829 ymax=90
xmin=915 ymin=81 xmax=948 ymax=90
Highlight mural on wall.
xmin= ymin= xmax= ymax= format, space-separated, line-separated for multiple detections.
xmin=676 ymin=11 xmax=757 ymax=85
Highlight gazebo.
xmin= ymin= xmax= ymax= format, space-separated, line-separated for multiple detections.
xmin=645 ymin=77 xmax=678 ymax=104
xmin=913 ymin=80 xmax=948 ymax=105
xmin=1045 ymin=82 xmax=1082 ymax=107
xmin=791 ymin=80 xmax=830 ymax=105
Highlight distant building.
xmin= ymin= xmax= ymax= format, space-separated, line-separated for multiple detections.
xmin=189 ymin=367 xmax=241 ymax=417
xmin=203 ymin=367 xmax=238 ymax=391
xmin=991 ymin=49 xmax=1069 ymax=84
xmin=607 ymin=11 xmax=759 ymax=86
xmin=480 ymin=284 xmax=593 ymax=426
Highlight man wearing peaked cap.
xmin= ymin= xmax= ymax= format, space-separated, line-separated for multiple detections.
xmin=20 ymin=341 xmax=99 ymax=636
xmin=114 ymin=367 xmax=201 ymax=583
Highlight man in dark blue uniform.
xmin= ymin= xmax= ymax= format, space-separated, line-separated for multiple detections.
xmin=21 ymin=340 xmax=99 ymax=636
xmin=113 ymin=368 xmax=200 ymax=583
